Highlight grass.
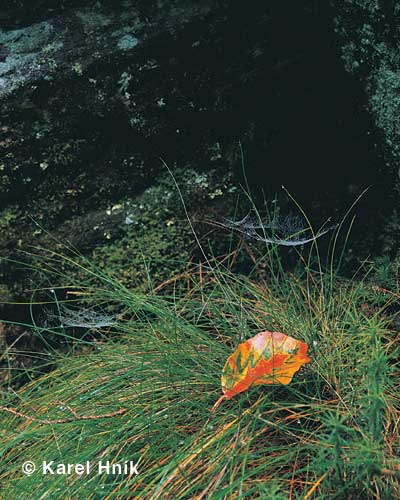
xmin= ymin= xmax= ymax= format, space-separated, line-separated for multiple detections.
xmin=0 ymin=210 xmax=399 ymax=499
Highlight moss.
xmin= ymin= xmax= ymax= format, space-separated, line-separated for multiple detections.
xmin=117 ymin=34 xmax=139 ymax=51
xmin=76 ymin=9 xmax=111 ymax=31
xmin=71 ymin=62 xmax=83 ymax=75
xmin=0 ymin=21 xmax=54 ymax=97
xmin=91 ymin=168 xmax=238 ymax=289
xmin=333 ymin=1 xmax=400 ymax=173
xmin=0 ymin=21 xmax=53 ymax=52
xmin=370 ymin=64 xmax=400 ymax=162
xmin=93 ymin=221 xmax=192 ymax=290
xmin=0 ymin=284 xmax=12 ymax=303
xmin=0 ymin=168 xmax=240 ymax=301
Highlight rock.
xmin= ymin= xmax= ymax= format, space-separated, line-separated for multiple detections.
xmin=331 ymin=0 xmax=400 ymax=173
xmin=0 ymin=0 xmax=230 ymax=304
xmin=0 ymin=0 xmax=392 ymax=305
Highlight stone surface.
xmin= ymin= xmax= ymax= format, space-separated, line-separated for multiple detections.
xmin=0 ymin=0 xmax=234 ymax=305
xmin=332 ymin=0 xmax=400 ymax=173
xmin=1 ymin=0 xmax=398 ymax=307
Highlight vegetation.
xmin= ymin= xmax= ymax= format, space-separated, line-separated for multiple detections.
xmin=0 ymin=167 xmax=237 ymax=303
xmin=0 ymin=211 xmax=398 ymax=499
xmin=2 ymin=1 xmax=400 ymax=498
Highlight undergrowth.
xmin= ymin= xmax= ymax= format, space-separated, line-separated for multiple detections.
xmin=0 ymin=198 xmax=399 ymax=499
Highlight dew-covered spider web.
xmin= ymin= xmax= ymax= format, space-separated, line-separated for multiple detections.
xmin=220 ymin=210 xmax=337 ymax=246
xmin=46 ymin=305 xmax=117 ymax=329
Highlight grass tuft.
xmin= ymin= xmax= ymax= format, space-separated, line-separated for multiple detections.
xmin=0 ymin=206 xmax=399 ymax=499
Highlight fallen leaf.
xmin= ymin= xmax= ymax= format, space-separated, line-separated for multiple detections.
xmin=212 ymin=331 xmax=310 ymax=411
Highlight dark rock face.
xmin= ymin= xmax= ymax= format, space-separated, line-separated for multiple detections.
xmin=331 ymin=0 xmax=400 ymax=173
xmin=0 ymin=1 xmax=215 ymax=211
xmin=331 ymin=0 xmax=400 ymax=255
xmin=0 ymin=0 xmax=397 ymax=309
xmin=0 ymin=0 xmax=222 ymax=302
xmin=0 ymin=2 xmax=254 ymax=300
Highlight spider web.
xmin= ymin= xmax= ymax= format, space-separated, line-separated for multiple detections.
xmin=220 ymin=210 xmax=337 ymax=246
xmin=47 ymin=306 xmax=117 ymax=328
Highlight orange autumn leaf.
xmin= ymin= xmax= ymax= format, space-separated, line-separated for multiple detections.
xmin=212 ymin=331 xmax=310 ymax=411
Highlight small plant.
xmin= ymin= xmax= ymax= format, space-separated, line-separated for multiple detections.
xmin=372 ymin=255 xmax=399 ymax=290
